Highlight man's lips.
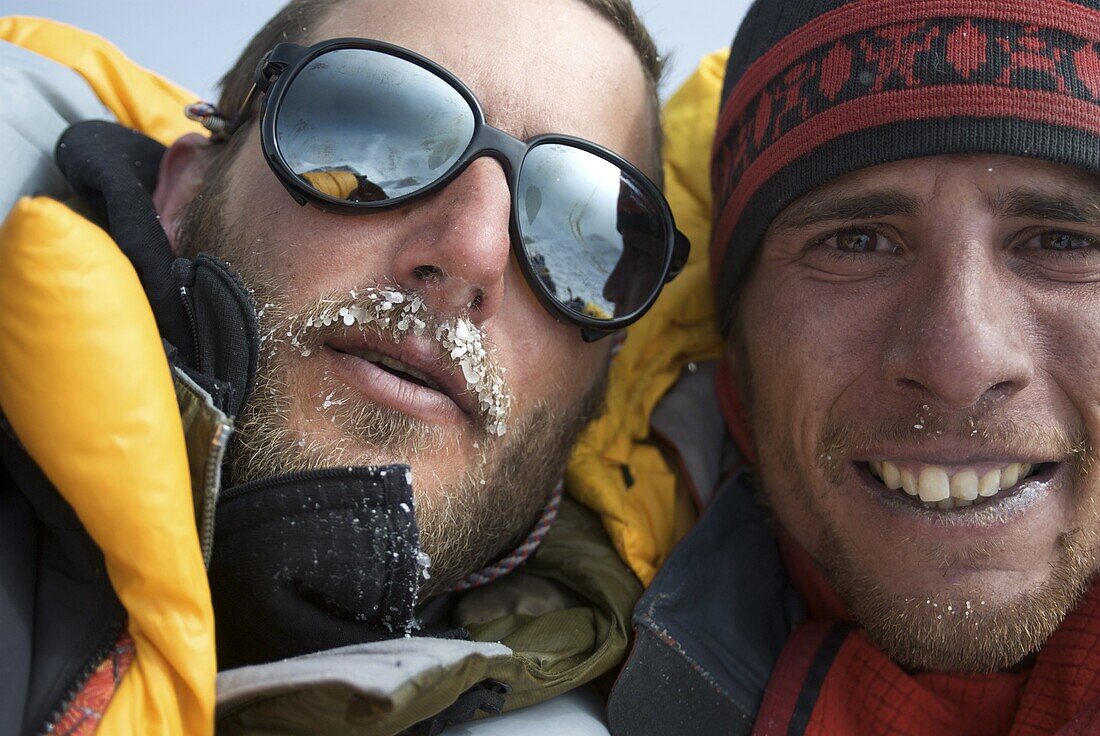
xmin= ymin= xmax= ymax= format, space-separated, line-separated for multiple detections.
xmin=324 ymin=331 xmax=480 ymax=422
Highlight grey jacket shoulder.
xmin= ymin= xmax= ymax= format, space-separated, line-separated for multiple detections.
xmin=608 ymin=364 xmax=805 ymax=736
xmin=650 ymin=361 xmax=728 ymax=508
xmin=0 ymin=39 xmax=115 ymax=218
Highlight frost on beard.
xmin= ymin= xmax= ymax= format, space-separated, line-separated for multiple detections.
xmin=285 ymin=287 xmax=511 ymax=436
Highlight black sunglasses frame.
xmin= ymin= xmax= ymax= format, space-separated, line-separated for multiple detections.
xmin=233 ymin=38 xmax=690 ymax=341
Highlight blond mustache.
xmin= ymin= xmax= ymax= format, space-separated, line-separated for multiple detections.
xmin=264 ymin=285 xmax=512 ymax=436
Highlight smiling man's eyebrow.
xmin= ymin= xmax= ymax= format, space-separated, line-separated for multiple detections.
xmin=988 ymin=187 xmax=1100 ymax=223
xmin=768 ymin=189 xmax=923 ymax=235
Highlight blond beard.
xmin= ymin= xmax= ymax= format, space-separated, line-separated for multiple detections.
xmin=229 ymin=312 xmax=607 ymax=596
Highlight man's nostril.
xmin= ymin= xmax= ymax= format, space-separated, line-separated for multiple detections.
xmin=414 ymin=264 xmax=443 ymax=281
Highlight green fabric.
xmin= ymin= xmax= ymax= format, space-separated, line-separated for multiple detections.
xmin=173 ymin=369 xmax=232 ymax=566
xmin=468 ymin=497 xmax=642 ymax=712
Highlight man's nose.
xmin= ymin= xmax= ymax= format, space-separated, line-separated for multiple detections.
xmin=391 ymin=158 xmax=511 ymax=324
xmin=884 ymin=246 xmax=1033 ymax=409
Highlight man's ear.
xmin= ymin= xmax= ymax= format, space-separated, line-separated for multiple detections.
xmin=153 ymin=133 xmax=217 ymax=254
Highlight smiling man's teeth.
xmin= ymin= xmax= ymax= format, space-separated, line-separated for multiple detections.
xmin=355 ymin=348 xmax=441 ymax=391
xmin=868 ymin=460 xmax=1037 ymax=509
xmin=880 ymin=461 xmax=901 ymax=489
xmin=949 ymin=470 xmax=978 ymax=501
xmin=917 ymin=467 xmax=950 ymax=503
xmin=899 ymin=467 xmax=917 ymax=495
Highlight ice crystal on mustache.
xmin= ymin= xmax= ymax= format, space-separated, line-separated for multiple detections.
xmin=281 ymin=287 xmax=512 ymax=436
xmin=435 ymin=317 xmax=509 ymax=437
xmin=287 ymin=288 xmax=428 ymax=356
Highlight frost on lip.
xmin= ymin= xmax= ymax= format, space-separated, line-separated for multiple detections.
xmin=284 ymin=287 xmax=512 ymax=436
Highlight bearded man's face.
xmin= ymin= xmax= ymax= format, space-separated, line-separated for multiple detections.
xmin=734 ymin=154 xmax=1100 ymax=671
xmin=168 ymin=0 xmax=656 ymax=593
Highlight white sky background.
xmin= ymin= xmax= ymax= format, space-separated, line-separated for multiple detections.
xmin=1 ymin=0 xmax=752 ymax=102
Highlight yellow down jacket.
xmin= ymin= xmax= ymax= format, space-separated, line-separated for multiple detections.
xmin=566 ymin=49 xmax=730 ymax=585
xmin=0 ymin=14 xmax=730 ymax=733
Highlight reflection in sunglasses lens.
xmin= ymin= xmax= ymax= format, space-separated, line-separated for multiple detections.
xmin=276 ymin=48 xmax=476 ymax=202
xmin=518 ymin=144 xmax=667 ymax=321
xmin=273 ymin=48 xmax=670 ymax=328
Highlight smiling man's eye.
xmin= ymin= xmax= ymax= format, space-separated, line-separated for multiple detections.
xmin=1038 ymin=231 xmax=1098 ymax=251
xmin=837 ymin=230 xmax=877 ymax=252
xmin=817 ymin=228 xmax=900 ymax=254
xmin=1013 ymin=229 xmax=1100 ymax=279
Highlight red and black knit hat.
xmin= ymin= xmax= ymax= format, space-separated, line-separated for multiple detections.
xmin=711 ymin=0 xmax=1100 ymax=332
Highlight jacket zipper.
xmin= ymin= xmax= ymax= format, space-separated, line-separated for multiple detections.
xmin=39 ymin=606 xmax=126 ymax=736
xmin=178 ymin=277 xmax=230 ymax=564
xmin=179 ymin=284 xmax=202 ymax=369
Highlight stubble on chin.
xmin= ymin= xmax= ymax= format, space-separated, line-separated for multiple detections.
xmin=813 ymin=523 xmax=1100 ymax=672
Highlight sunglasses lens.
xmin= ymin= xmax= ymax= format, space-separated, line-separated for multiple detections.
xmin=517 ymin=143 xmax=669 ymax=322
xmin=276 ymin=48 xmax=475 ymax=203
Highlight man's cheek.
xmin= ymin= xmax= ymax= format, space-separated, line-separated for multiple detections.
xmin=511 ymin=331 xmax=603 ymax=406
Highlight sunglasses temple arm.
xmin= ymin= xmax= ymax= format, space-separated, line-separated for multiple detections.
xmin=581 ymin=327 xmax=613 ymax=343
xmin=184 ymin=80 xmax=262 ymax=142
xmin=194 ymin=49 xmax=289 ymax=142
xmin=227 ymin=82 xmax=262 ymax=134
xmin=221 ymin=47 xmax=283 ymax=137
xmin=666 ymin=230 xmax=691 ymax=281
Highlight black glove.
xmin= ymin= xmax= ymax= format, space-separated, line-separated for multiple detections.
xmin=56 ymin=121 xmax=258 ymax=417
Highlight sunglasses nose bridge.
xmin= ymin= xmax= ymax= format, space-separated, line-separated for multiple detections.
xmin=464 ymin=125 xmax=527 ymax=187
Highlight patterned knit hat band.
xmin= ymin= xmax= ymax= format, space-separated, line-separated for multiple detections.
xmin=711 ymin=0 xmax=1100 ymax=333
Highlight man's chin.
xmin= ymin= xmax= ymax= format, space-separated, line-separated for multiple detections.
xmin=819 ymin=529 xmax=1099 ymax=672
xmin=230 ymin=392 xmax=527 ymax=591
xmin=227 ymin=365 xmax=608 ymax=598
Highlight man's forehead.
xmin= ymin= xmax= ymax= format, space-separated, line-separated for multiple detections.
xmin=308 ymin=0 xmax=650 ymax=156
xmin=771 ymin=154 xmax=1100 ymax=232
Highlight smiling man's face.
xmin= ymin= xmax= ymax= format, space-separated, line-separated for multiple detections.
xmin=168 ymin=0 xmax=654 ymax=591
xmin=736 ymin=154 xmax=1100 ymax=671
